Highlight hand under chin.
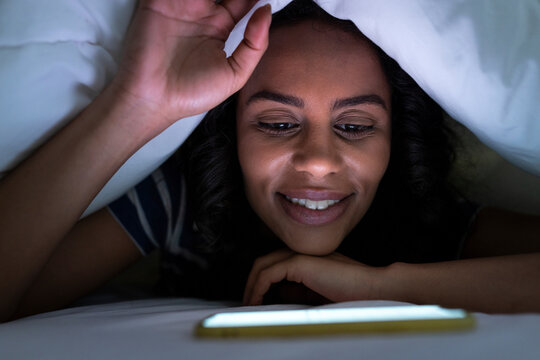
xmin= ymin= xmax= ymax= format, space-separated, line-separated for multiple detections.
xmin=262 ymin=280 xmax=331 ymax=306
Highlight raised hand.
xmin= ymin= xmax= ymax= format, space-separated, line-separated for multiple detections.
xmin=0 ymin=0 xmax=272 ymax=321
xmin=113 ymin=0 xmax=271 ymax=127
xmin=243 ymin=249 xmax=383 ymax=306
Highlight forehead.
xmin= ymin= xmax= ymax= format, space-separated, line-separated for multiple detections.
xmin=239 ymin=20 xmax=390 ymax=103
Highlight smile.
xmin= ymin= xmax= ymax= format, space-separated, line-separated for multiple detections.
xmin=284 ymin=195 xmax=340 ymax=210
xmin=278 ymin=193 xmax=351 ymax=226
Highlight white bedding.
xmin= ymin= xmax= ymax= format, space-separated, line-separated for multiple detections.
xmin=1 ymin=0 xmax=539 ymax=217
xmin=1 ymin=298 xmax=539 ymax=360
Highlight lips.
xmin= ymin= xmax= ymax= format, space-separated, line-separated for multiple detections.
xmin=280 ymin=190 xmax=348 ymax=201
xmin=285 ymin=196 xmax=340 ymax=210
xmin=277 ymin=192 xmax=352 ymax=226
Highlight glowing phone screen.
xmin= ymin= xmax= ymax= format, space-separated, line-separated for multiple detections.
xmin=202 ymin=305 xmax=468 ymax=328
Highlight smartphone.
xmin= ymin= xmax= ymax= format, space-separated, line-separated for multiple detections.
xmin=195 ymin=304 xmax=474 ymax=337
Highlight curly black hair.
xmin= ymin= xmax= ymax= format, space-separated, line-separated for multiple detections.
xmin=169 ymin=0 xmax=470 ymax=298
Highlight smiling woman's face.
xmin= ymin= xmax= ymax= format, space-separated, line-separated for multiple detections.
xmin=236 ymin=20 xmax=392 ymax=256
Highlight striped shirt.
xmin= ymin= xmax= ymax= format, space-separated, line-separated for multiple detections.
xmin=108 ymin=157 xmax=209 ymax=269
xmin=107 ymin=157 xmax=252 ymax=300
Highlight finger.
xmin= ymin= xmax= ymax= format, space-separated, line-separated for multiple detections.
xmin=220 ymin=0 xmax=260 ymax=23
xmin=243 ymin=248 xmax=293 ymax=304
xmin=248 ymin=256 xmax=312 ymax=306
xmin=328 ymin=252 xmax=358 ymax=265
xmin=228 ymin=3 xmax=271 ymax=91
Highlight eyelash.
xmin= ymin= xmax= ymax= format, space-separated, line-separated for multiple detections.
xmin=257 ymin=121 xmax=299 ymax=135
xmin=256 ymin=121 xmax=374 ymax=139
xmin=334 ymin=124 xmax=374 ymax=138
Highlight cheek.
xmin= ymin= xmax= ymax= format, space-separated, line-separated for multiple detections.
xmin=372 ymin=138 xmax=391 ymax=177
xmin=237 ymin=130 xmax=288 ymax=204
xmin=346 ymin=136 xmax=391 ymax=190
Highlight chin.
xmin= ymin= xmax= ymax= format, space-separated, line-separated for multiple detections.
xmin=283 ymin=237 xmax=340 ymax=256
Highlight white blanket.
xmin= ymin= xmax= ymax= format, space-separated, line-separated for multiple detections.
xmin=1 ymin=299 xmax=539 ymax=360
xmin=1 ymin=0 xmax=539 ymax=216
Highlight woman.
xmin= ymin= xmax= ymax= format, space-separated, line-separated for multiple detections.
xmin=0 ymin=0 xmax=538 ymax=321
xmin=152 ymin=1 xmax=473 ymax=303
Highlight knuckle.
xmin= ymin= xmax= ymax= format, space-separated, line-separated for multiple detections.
xmin=252 ymin=256 xmax=266 ymax=270
xmin=258 ymin=267 xmax=273 ymax=283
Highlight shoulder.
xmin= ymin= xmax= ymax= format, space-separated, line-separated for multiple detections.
xmin=108 ymin=157 xmax=189 ymax=255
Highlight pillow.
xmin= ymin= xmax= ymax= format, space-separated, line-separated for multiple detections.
xmin=1 ymin=0 xmax=539 ymax=216
xmin=0 ymin=0 xmax=201 ymax=216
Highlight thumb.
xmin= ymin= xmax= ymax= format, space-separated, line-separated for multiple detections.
xmin=228 ymin=4 xmax=272 ymax=90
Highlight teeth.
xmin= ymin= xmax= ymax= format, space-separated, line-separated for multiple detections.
xmin=285 ymin=196 xmax=340 ymax=210
xmin=306 ymin=199 xmax=318 ymax=210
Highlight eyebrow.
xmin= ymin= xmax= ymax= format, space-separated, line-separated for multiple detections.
xmin=332 ymin=94 xmax=387 ymax=111
xmin=246 ymin=90 xmax=304 ymax=108
xmin=246 ymin=90 xmax=387 ymax=111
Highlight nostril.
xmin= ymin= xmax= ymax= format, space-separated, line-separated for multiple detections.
xmin=292 ymin=158 xmax=341 ymax=178
xmin=291 ymin=134 xmax=343 ymax=177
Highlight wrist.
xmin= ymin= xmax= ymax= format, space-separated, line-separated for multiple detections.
xmin=90 ymin=82 xmax=172 ymax=147
xmin=373 ymin=262 xmax=413 ymax=303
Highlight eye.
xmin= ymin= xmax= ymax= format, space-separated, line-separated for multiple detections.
xmin=334 ymin=124 xmax=374 ymax=139
xmin=257 ymin=121 xmax=299 ymax=135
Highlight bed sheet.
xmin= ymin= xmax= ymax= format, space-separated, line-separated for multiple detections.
xmin=1 ymin=298 xmax=539 ymax=360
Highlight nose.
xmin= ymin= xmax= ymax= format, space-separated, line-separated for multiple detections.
xmin=291 ymin=124 xmax=343 ymax=179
